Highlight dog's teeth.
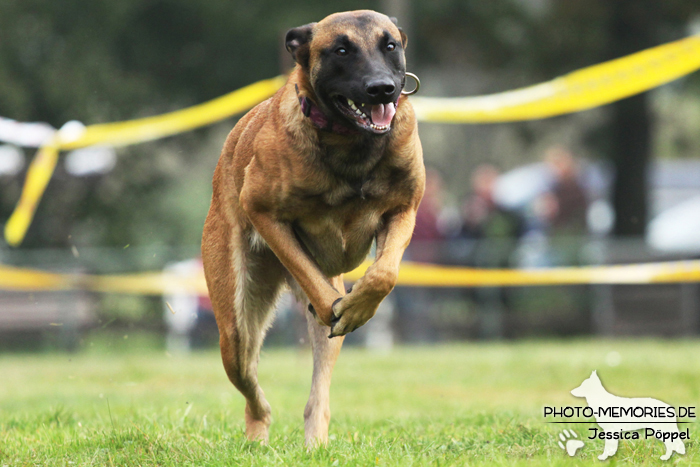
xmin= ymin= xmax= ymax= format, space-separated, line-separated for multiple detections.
xmin=347 ymin=98 xmax=354 ymax=106
xmin=369 ymin=122 xmax=389 ymax=131
xmin=350 ymin=103 xmax=358 ymax=110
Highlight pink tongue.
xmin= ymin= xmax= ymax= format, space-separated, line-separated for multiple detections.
xmin=371 ymin=103 xmax=396 ymax=127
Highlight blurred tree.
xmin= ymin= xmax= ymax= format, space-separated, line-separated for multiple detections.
xmin=1 ymin=0 xmax=699 ymax=251
xmin=0 ymin=0 xmax=375 ymax=250
xmin=414 ymin=0 xmax=700 ymax=237
xmin=607 ymin=0 xmax=654 ymax=237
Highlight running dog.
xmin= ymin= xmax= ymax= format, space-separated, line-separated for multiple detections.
xmin=201 ymin=10 xmax=424 ymax=447
xmin=571 ymin=371 xmax=686 ymax=460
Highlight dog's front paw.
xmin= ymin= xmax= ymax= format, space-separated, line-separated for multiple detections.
xmin=328 ymin=292 xmax=379 ymax=338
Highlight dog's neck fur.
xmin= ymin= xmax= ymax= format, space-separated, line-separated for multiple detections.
xmin=321 ymin=133 xmax=389 ymax=182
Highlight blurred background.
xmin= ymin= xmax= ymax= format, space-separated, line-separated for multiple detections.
xmin=2 ymin=0 xmax=700 ymax=352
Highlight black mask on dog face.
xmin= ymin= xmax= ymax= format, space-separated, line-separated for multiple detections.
xmin=286 ymin=11 xmax=408 ymax=135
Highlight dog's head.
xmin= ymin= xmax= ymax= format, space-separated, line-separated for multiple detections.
xmin=285 ymin=10 xmax=408 ymax=135
xmin=571 ymin=370 xmax=603 ymax=398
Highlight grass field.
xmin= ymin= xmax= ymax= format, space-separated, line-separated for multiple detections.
xmin=1 ymin=335 xmax=698 ymax=466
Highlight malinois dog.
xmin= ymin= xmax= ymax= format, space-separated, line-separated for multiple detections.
xmin=202 ymin=10 xmax=424 ymax=447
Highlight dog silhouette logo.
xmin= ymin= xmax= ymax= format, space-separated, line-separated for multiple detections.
xmin=570 ymin=370 xmax=686 ymax=461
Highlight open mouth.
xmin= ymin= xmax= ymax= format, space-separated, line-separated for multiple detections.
xmin=334 ymin=96 xmax=397 ymax=134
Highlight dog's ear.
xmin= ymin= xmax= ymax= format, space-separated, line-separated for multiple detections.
xmin=389 ymin=17 xmax=408 ymax=49
xmin=285 ymin=22 xmax=316 ymax=69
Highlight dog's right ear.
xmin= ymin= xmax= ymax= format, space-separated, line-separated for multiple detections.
xmin=390 ymin=17 xmax=408 ymax=49
xmin=285 ymin=23 xmax=316 ymax=69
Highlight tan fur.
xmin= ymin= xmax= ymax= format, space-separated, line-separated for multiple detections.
xmin=201 ymin=10 xmax=424 ymax=447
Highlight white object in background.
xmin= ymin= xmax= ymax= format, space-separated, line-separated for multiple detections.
xmin=0 ymin=144 xmax=25 ymax=176
xmin=587 ymin=199 xmax=615 ymax=236
xmin=647 ymin=195 xmax=700 ymax=253
xmin=364 ymin=296 xmax=394 ymax=351
xmin=493 ymin=163 xmax=553 ymax=210
xmin=65 ymin=146 xmax=116 ymax=176
xmin=0 ymin=116 xmax=56 ymax=147
xmin=163 ymin=259 xmax=202 ymax=354
xmin=58 ymin=120 xmax=86 ymax=144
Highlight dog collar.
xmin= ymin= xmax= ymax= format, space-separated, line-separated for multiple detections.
xmin=295 ymin=84 xmax=359 ymax=136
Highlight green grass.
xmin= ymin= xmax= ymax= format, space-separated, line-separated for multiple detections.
xmin=1 ymin=337 xmax=699 ymax=465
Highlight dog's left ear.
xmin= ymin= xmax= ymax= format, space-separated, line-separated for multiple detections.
xmin=390 ymin=17 xmax=408 ymax=49
xmin=285 ymin=22 xmax=316 ymax=69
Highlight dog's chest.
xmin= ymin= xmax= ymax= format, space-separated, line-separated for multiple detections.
xmin=321 ymin=174 xmax=389 ymax=206
xmin=283 ymin=148 xmax=409 ymax=277
xmin=292 ymin=191 xmax=385 ymax=277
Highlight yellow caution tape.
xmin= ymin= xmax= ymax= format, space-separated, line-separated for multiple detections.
xmin=4 ymin=144 xmax=61 ymax=247
xmin=4 ymin=76 xmax=287 ymax=247
xmin=59 ymin=76 xmax=287 ymax=150
xmin=4 ymin=34 xmax=700 ymax=246
xmin=0 ymin=264 xmax=210 ymax=295
xmin=411 ymin=34 xmax=700 ymax=122
xmin=86 ymin=271 xmax=208 ymax=296
xmin=2 ymin=260 xmax=700 ymax=295
xmin=345 ymin=260 xmax=700 ymax=286
xmin=0 ymin=264 xmax=72 ymax=291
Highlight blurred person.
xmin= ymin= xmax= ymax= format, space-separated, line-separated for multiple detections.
xmin=461 ymin=164 xmax=525 ymax=244
xmin=412 ymin=167 xmax=444 ymax=249
xmin=527 ymin=146 xmax=589 ymax=267
xmin=396 ymin=167 xmax=446 ymax=342
xmin=459 ymin=163 xmax=525 ymax=339
xmin=542 ymin=145 xmax=588 ymax=237
xmin=519 ymin=146 xmax=590 ymax=267
xmin=163 ymin=258 xmax=216 ymax=353
xmin=527 ymin=146 xmax=591 ymax=330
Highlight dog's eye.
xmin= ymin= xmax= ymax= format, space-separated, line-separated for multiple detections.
xmin=335 ymin=47 xmax=348 ymax=56
xmin=386 ymin=43 xmax=396 ymax=52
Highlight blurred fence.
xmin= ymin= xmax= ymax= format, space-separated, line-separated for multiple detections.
xmin=1 ymin=238 xmax=698 ymax=350
xmin=397 ymin=238 xmax=700 ymax=341
xmin=2 ymin=34 xmax=700 ymax=349
xmin=0 ymin=245 xmax=201 ymax=350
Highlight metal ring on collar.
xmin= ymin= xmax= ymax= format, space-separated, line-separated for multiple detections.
xmin=401 ymin=72 xmax=420 ymax=96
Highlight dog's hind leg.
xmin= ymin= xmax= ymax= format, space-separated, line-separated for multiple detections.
xmin=203 ymin=221 xmax=286 ymax=443
xmin=303 ymin=275 xmax=346 ymax=448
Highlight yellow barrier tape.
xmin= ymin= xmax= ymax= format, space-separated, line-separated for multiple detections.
xmin=0 ymin=265 xmax=209 ymax=295
xmin=345 ymin=260 xmax=700 ymax=286
xmin=4 ymin=76 xmax=287 ymax=247
xmin=60 ymin=76 xmax=287 ymax=150
xmin=411 ymin=34 xmax=700 ymax=122
xmin=2 ymin=260 xmax=700 ymax=295
xmin=86 ymin=272 xmax=208 ymax=296
xmin=0 ymin=264 xmax=72 ymax=291
xmin=4 ymin=143 xmax=60 ymax=247
xmin=5 ymin=34 xmax=700 ymax=246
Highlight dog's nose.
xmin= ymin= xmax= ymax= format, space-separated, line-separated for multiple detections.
xmin=365 ymin=80 xmax=396 ymax=99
